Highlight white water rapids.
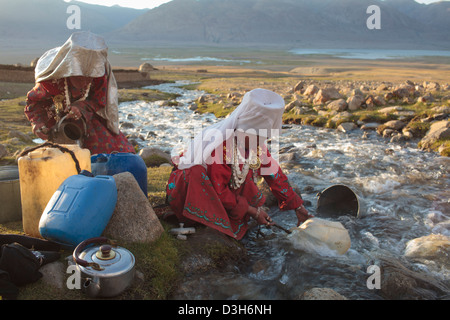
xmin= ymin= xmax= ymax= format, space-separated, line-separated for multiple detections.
xmin=119 ymin=81 xmax=449 ymax=300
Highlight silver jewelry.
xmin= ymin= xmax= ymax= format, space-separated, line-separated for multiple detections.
xmin=230 ymin=141 xmax=250 ymax=189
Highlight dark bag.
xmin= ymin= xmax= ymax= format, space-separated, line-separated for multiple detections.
xmin=0 ymin=242 xmax=42 ymax=286
xmin=0 ymin=269 xmax=19 ymax=300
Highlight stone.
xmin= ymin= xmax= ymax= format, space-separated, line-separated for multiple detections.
xmin=300 ymin=288 xmax=348 ymax=300
xmin=378 ymin=256 xmax=449 ymax=300
xmin=303 ymin=84 xmax=319 ymax=96
xmin=378 ymin=106 xmax=403 ymax=114
xmin=424 ymin=81 xmax=440 ymax=92
xmin=313 ymin=87 xmax=341 ymax=105
xmin=8 ymin=130 xmax=32 ymax=143
xmin=120 ymin=122 xmax=135 ymax=129
xmin=346 ymin=95 xmax=365 ymax=111
xmin=293 ymin=80 xmax=306 ymax=92
xmin=284 ymin=100 xmax=299 ymax=112
xmin=404 ymin=234 xmax=450 ymax=267
xmin=103 ymin=172 xmax=164 ymax=243
xmin=419 ymin=120 xmax=450 ymax=151
xmin=383 ymin=120 xmax=406 ymax=131
xmin=337 ymin=122 xmax=357 ymax=133
xmin=139 ymin=147 xmax=171 ymax=163
xmin=327 ymin=98 xmax=347 ymax=111
xmin=138 ymin=62 xmax=155 ymax=73
xmin=361 ymin=123 xmax=379 ymax=131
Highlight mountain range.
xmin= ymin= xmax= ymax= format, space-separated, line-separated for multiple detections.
xmin=0 ymin=0 xmax=449 ymax=50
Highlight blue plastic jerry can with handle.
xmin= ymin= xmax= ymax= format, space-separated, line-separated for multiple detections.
xmin=91 ymin=152 xmax=147 ymax=196
xmin=39 ymin=170 xmax=118 ymax=247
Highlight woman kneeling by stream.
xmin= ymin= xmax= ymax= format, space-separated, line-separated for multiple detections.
xmin=166 ymin=88 xmax=313 ymax=240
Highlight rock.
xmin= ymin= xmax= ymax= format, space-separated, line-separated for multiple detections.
xmin=0 ymin=144 xmax=7 ymax=158
xmin=120 ymin=122 xmax=135 ymax=129
xmin=424 ymin=81 xmax=440 ymax=92
xmin=404 ymin=234 xmax=450 ymax=268
xmin=377 ymin=83 xmax=389 ymax=91
xmin=383 ymin=120 xmax=406 ymax=131
xmin=8 ymin=130 xmax=33 ymax=143
xmin=419 ymin=120 xmax=450 ymax=151
xmin=417 ymin=93 xmax=435 ymax=103
xmin=299 ymin=288 xmax=348 ymax=300
xmin=284 ymin=100 xmax=299 ymax=112
xmin=431 ymin=105 xmax=450 ymax=115
xmin=378 ymin=106 xmax=403 ymax=114
xmin=293 ymin=81 xmax=306 ymax=92
xmin=327 ymin=98 xmax=347 ymax=112
xmin=361 ymin=123 xmax=379 ymax=131
xmin=103 ymin=172 xmax=164 ymax=243
xmin=30 ymin=57 xmax=40 ymax=68
xmin=138 ymin=62 xmax=155 ymax=73
xmin=373 ymin=95 xmax=386 ymax=106
xmin=346 ymin=95 xmax=365 ymax=111
xmin=393 ymin=84 xmax=415 ymax=98
xmin=139 ymin=147 xmax=171 ymax=161
xmin=303 ymin=84 xmax=319 ymax=96
xmin=313 ymin=87 xmax=341 ymax=105
xmin=378 ymin=256 xmax=449 ymax=300
xmin=197 ymin=95 xmax=207 ymax=104
xmin=350 ymin=88 xmax=364 ymax=97
xmin=337 ymin=122 xmax=357 ymax=133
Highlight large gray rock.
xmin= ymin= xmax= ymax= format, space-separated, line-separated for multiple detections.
xmin=103 ymin=172 xmax=164 ymax=243
xmin=347 ymin=95 xmax=365 ymax=111
xmin=419 ymin=120 xmax=450 ymax=151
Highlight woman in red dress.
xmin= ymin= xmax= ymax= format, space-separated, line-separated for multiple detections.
xmin=166 ymin=88 xmax=312 ymax=240
xmin=25 ymin=31 xmax=134 ymax=155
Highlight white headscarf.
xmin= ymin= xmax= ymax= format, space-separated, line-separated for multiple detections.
xmin=34 ymin=31 xmax=119 ymax=135
xmin=176 ymin=88 xmax=285 ymax=169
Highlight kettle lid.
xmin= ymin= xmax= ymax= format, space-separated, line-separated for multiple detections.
xmin=74 ymin=238 xmax=135 ymax=275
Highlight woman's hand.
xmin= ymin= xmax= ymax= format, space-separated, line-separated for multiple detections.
xmin=295 ymin=204 xmax=313 ymax=226
xmin=66 ymin=106 xmax=82 ymax=120
xmin=248 ymin=206 xmax=274 ymax=226
xmin=32 ymin=122 xmax=49 ymax=140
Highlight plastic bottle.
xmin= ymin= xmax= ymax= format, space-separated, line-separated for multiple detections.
xmin=39 ymin=170 xmax=117 ymax=247
xmin=91 ymin=153 xmax=147 ymax=196
xmin=18 ymin=144 xmax=91 ymax=238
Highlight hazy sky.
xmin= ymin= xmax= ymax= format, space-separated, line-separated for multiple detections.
xmin=66 ymin=0 xmax=449 ymax=10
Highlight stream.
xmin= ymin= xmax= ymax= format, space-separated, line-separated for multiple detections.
xmin=119 ymin=81 xmax=450 ymax=300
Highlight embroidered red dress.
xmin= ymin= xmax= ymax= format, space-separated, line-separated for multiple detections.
xmin=25 ymin=75 xmax=135 ymax=154
xmin=166 ymin=142 xmax=303 ymax=240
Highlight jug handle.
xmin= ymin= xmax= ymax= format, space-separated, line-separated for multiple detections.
xmin=73 ymin=237 xmax=118 ymax=271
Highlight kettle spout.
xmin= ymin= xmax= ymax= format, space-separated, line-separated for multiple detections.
xmin=83 ymin=277 xmax=101 ymax=298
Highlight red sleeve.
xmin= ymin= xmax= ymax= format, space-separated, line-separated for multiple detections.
xmin=25 ymin=82 xmax=54 ymax=126
xmin=207 ymin=147 xmax=249 ymax=220
xmin=258 ymin=146 xmax=303 ymax=211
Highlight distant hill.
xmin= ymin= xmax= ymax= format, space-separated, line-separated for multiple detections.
xmin=0 ymin=0 xmax=147 ymax=43
xmin=0 ymin=0 xmax=449 ymax=50
xmin=113 ymin=0 xmax=450 ymax=49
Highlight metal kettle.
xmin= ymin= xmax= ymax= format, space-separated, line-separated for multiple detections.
xmin=73 ymin=237 xmax=135 ymax=298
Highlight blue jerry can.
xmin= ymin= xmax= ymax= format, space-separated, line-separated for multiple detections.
xmin=91 ymin=153 xmax=147 ymax=196
xmin=39 ymin=171 xmax=118 ymax=247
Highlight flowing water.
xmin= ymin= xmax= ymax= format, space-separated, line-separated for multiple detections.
xmin=119 ymin=81 xmax=450 ymax=300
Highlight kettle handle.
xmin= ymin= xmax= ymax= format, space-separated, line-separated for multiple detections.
xmin=73 ymin=237 xmax=117 ymax=271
